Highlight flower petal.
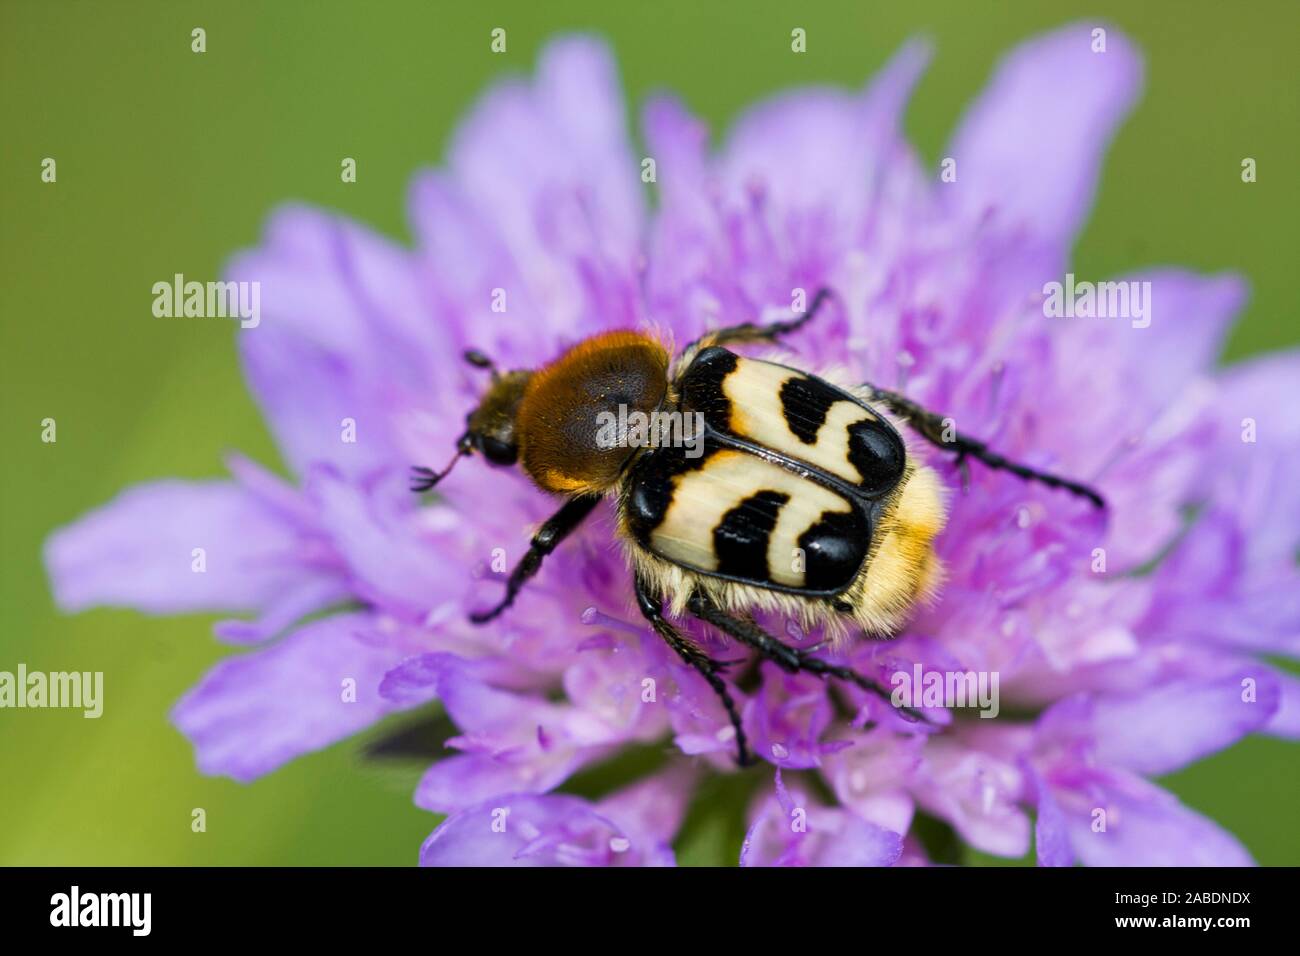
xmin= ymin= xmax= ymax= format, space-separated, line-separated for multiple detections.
xmin=945 ymin=22 xmax=1142 ymax=248
xmin=1034 ymin=779 xmax=1075 ymax=868
xmin=719 ymin=39 xmax=930 ymax=220
xmin=411 ymin=36 xmax=644 ymax=354
xmin=911 ymin=740 xmax=1031 ymax=858
xmin=230 ymin=207 xmax=443 ymax=482
xmin=414 ymin=752 xmax=593 ymax=814
xmin=409 ymin=654 xmax=617 ymax=812
xmin=45 ymin=480 xmax=313 ymax=615
xmin=1058 ymin=769 xmax=1255 ymax=866
xmin=1209 ymin=349 xmax=1300 ymax=574
xmin=1264 ymin=667 xmax=1300 ymax=739
xmin=741 ymin=780 xmax=904 ymax=867
xmin=307 ymin=466 xmax=463 ymax=617
xmin=420 ymin=793 xmax=647 ymax=867
xmin=1086 ymin=671 xmax=1279 ymax=775
xmin=171 ymin=612 xmax=408 ymax=781
xmin=595 ymin=763 xmax=697 ymax=860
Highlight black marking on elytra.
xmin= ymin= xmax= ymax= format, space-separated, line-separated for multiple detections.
xmin=624 ymin=438 xmax=719 ymax=546
xmin=848 ymin=419 xmax=906 ymax=495
xmin=798 ymin=508 xmax=871 ymax=592
xmin=630 ymin=427 xmax=881 ymax=597
xmin=680 ymin=346 xmax=739 ymax=433
xmin=778 ymin=374 xmax=840 ymax=444
xmin=713 ymin=489 xmax=789 ymax=581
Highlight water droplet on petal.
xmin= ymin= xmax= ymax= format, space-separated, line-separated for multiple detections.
xmin=771 ymin=743 xmax=790 ymax=760
xmin=609 ymin=837 xmax=631 ymax=853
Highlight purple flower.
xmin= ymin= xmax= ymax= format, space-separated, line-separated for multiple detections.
xmin=45 ymin=24 xmax=1298 ymax=865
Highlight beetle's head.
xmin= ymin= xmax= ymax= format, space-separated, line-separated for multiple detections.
xmin=409 ymin=351 xmax=532 ymax=493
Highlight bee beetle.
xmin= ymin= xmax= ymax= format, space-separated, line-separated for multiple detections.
xmin=413 ymin=290 xmax=1104 ymax=765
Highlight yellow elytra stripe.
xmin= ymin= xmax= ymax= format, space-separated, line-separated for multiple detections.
xmin=720 ymin=358 xmax=877 ymax=486
xmin=649 ymin=450 xmax=850 ymax=587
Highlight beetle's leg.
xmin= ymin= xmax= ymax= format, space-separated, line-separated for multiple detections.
xmin=469 ymin=495 xmax=602 ymax=623
xmin=865 ymin=385 xmax=1106 ymax=509
xmin=683 ymin=287 xmax=834 ymax=355
xmin=634 ymin=574 xmax=752 ymax=767
xmin=686 ymin=591 xmax=927 ymax=723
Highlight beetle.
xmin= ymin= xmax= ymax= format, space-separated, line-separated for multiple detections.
xmin=411 ymin=290 xmax=1105 ymax=764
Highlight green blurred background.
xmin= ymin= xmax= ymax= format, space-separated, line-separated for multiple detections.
xmin=2 ymin=0 xmax=1297 ymax=866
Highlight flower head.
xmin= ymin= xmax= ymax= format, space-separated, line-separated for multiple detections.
xmin=46 ymin=23 xmax=1298 ymax=865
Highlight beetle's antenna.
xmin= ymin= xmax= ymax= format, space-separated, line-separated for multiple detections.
xmin=463 ymin=349 xmax=499 ymax=380
xmin=410 ymin=434 xmax=473 ymax=492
